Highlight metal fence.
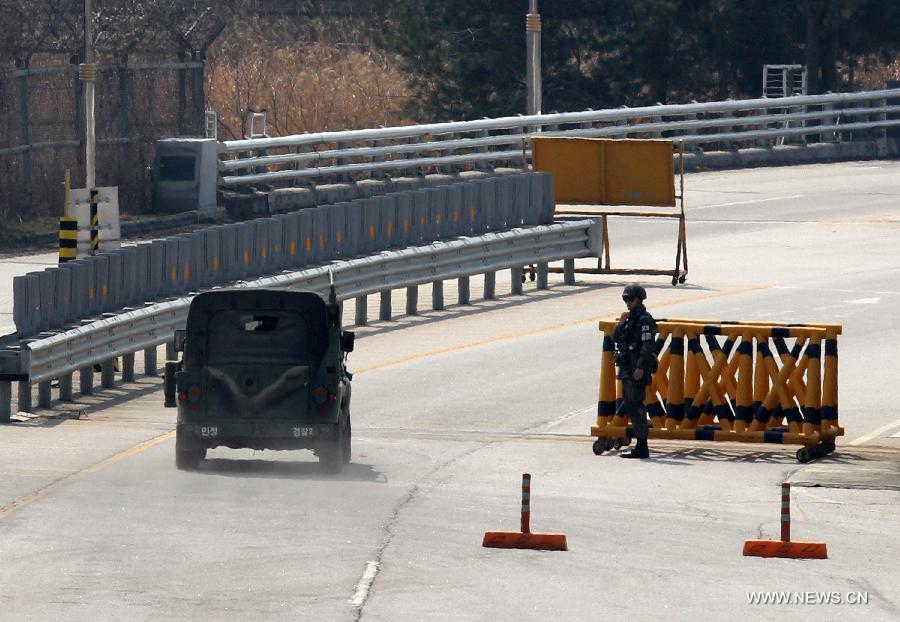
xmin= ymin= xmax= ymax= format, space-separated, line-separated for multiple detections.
xmin=218 ymin=88 xmax=900 ymax=189
xmin=0 ymin=61 xmax=205 ymax=220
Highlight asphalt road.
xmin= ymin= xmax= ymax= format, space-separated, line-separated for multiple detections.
xmin=1 ymin=161 xmax=899 ymax=621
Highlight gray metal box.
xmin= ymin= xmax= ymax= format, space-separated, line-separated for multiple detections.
xmin=153 ymin=138 xmax=218 ymax=214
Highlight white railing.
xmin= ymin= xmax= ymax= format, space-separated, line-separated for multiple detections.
xmin=218 ymin=88 xmax=900 ymax=187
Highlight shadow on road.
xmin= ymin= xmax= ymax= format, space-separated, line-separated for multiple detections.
xmin=198 ymin=456 xmax=386 ymax=483
xmin=647 ymin=444 xmax=869 ymax=465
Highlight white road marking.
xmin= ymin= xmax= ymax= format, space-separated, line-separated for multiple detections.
xmin=774 ymin=285 xmax=900 ymax=296
xmin=891 ymin=431 xmax=900 ymax=439
xmin=847 ymin=418 xmax=900 ymax=446
xmin=844 ymin=297 xmax=881 ymax=305
xmin=350 ymin=561 xmax=380 ymax=607
xmin=686 ymin=194 xmax=804 ymax=211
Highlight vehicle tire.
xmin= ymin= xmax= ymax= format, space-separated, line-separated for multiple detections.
xmin=320 ymin=412 xmax=348 ymax=474
xmin=342 ymin=406 xmax=352 ymax=464
xmin=175 ymin=427 xmax=206 ymax=470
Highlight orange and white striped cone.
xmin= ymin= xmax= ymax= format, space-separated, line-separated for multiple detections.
xmin=743 ymin=483 xmax=827 ymax=559
xmin=483 ymin=473 xmax=567 ymax=551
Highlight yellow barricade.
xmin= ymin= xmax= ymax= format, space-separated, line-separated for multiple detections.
xmin=592 ymin=319 xmax=843 ymax=463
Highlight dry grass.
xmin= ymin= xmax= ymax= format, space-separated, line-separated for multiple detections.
xmin=206 ymin=38 xmax=412 ymax=140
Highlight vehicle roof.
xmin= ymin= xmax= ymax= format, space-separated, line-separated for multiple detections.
xmin=185 ymin=289 xmax=327 ymax=333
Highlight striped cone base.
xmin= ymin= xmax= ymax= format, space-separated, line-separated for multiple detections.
xmin=743 ymin=483 xmax=827 ymax=559
xmin=483 ymin=473 xmax=567 ymax=551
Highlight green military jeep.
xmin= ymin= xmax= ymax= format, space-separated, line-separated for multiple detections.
xmin=164 ymin=286 xmax=354 ymax=472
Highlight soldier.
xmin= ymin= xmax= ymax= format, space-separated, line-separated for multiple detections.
xmin=613 ymin=284 xmax=657 ymax=459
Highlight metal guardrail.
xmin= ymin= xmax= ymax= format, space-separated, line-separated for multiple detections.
xmin=218 ymin=88 xmax=900 ymax=187
xmin=11 ymin=172 xmax=554 ymax=340
xmin=1 ymin=220 xmax=593 ymax=418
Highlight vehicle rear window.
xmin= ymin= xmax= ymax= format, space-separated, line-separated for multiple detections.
xmin=205 ymin=310 xmax=321 ymax=365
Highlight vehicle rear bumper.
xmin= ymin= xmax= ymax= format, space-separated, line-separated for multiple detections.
xmin=178 ymin=421 xmax=338 ymax=451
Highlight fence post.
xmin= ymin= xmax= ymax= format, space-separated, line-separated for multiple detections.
xmin=406 ymin=286 xmax=418 ymax=315
xmin=563 ymin=258 xmax=575 ymax=285
xmin=18 ymin=381 xmax=31 ymax=413
xmin=432 ymin=281 xmax=445 ymax=310
xmin=511 ymin=267 xmax=524 ymax=295
xmin=59 ymin=373 xmax=74 ymax=401
xmin=458 ymin=276 xmax=470 ymax=304
xmin=379 ymin=290 xmax=392 ymax=320
xmin=144 ymin=346 xmax=157 ymax=376
xmin=122 ymin=352 xmax=135 ymax=382
xmin=38 ymin=380 xmax=52 ymax=408
xmin=80 ymin=366 xmax=94 ymax=395
xmin=355 ymin=296 xmax=368 ymax=326
xmin=484 ymin=271 xmax=496 ymax=300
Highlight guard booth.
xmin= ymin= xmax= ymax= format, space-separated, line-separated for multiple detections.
xmin=152 ymin=138 xmax=219 ymax=214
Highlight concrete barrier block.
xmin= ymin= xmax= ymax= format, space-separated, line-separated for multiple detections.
xmin=393 ymin=192 xmax=414 ymax=247
xmin=297 ymin=208 xmax=317 ymax=264
xmin=149 ymin=240 xmax=166 ymax=299
xmin=326 ymin=203 xmax=349 ymax=258
xmin=313 ymin=208 xmax=330 ymax=262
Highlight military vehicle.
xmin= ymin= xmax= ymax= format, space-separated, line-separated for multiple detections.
xmin=164 ymin=284 xmax=354 ymax=472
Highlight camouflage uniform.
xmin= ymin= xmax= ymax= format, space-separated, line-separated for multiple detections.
xmin=613 ymin=303 xmax=657 ymax=442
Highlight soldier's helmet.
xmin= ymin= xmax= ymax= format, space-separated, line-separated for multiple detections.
xmin=622 ymin=283 xmax=647 ymax=302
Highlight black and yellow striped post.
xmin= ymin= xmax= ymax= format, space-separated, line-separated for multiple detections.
xmin=59 ymin=217 xmax=78 ymax=263
xmin=89 ymin=188 xmax=100 ymax=255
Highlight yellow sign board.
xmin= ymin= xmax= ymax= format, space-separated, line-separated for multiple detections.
xmin=531 ymin=137 xmax=675 ymax=207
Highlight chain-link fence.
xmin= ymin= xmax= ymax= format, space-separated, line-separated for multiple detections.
xmin=0 ymin=61 xmax=204 ymax=222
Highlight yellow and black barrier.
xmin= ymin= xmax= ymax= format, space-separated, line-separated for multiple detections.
xmin=533 ymin=137 xmax=689 ymax=285
xmin=592 ymin=319 xmax=843 ymax=463
xmin=58 ymin=217 xmax=78 ymax=263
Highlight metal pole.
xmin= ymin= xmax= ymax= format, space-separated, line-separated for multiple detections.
xmin=526 ymin=1 xmax=542 ymax=117
xmin=82 ymin=0 xmax=96 ymax=190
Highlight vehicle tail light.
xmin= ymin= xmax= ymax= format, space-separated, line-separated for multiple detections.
xmin=188 ymin=385 xmax=201 ymax=403
xmin=313 ymin=385 xmax=328 ymax=404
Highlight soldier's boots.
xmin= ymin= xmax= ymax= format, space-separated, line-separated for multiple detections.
xmin=620 ymin=438 xmax=650 ymax=459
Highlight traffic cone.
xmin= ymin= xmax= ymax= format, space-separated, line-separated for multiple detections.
xmin=482 ymin=473 xmax=567 ymax=551
xmin=743 ymin=483 xmax=827 ymax=559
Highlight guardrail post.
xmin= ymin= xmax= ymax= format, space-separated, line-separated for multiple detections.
xmin=475 ymin=126 xmax=492 ymax=172
xmin=18 ymin=381 xmax=31 ymax=413
xmin=511 ymin=267 xmax=524 ymax=295
xmin=458 ymin=276 xmax=470 ymax=304
xmin=438 ymin=133 xmax=458 ymax=175
xmin=355 ymin=296 xmax=368 ymax=326
xmin=122 ymin=353 xmax=135 ymax=382
xmin=484 ymin=271 xmax=496 ymax=299
xmin=404 ymin=135 xmax=421 ymax=177
xmin=372 ymin=134 xmax=386 ymax=180
xmin=432 ymin=281 xmax=445 ymax=310
xmin=336 ymin=141 xmax=350 ymax=183
xmin=144 ymin=346 xmax=157 ymax=376
xmin=406 ymin=286 xmax=418 ymax=315
xmin=59 ymin=373 xmax=73 ymax=401
xmin=563 ymin=258 xmax=576 ymax=285
xmin=0 ymin=382 xmax=10 ymax=421
xmin=38 ymin=380 xmax=52 ymax=408
xmin=101 ymin=359 xmax=115 ymax=388
xmin=80 ymin=366 xmax=94 ymax=395
xmin=379 ymin=290 xmax=392 ymax=320
xmin=536 ymin=262 xmax=549 ymax=289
